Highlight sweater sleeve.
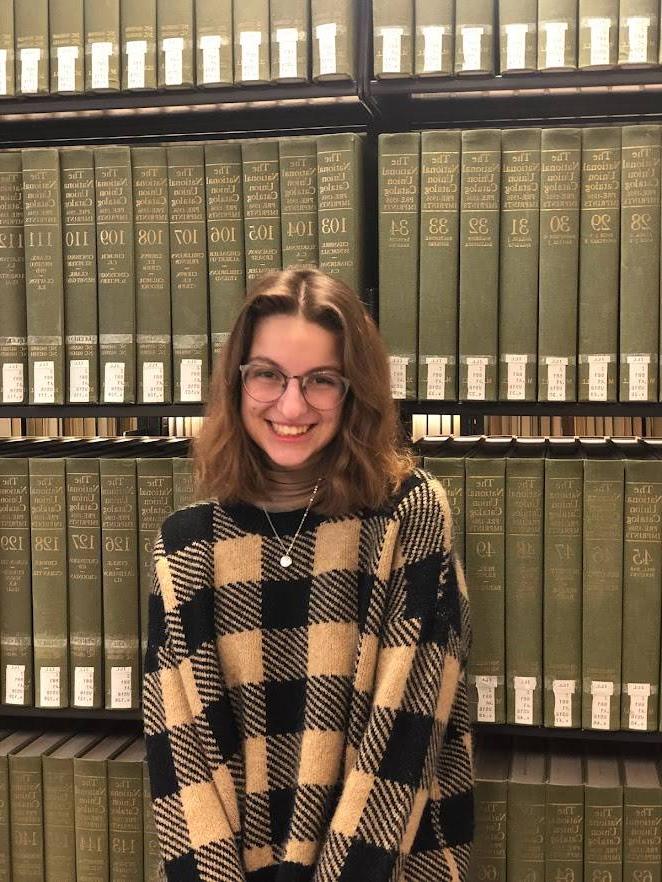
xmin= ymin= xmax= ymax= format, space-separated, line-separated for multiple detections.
xmin=143 ymin=527 xmax=247 ymax=882
xmin=313 ymin=476 xmax=473 ymax=882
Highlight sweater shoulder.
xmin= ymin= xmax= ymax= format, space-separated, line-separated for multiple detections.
xmin=159 ymin=502 xmax=215 ymax=556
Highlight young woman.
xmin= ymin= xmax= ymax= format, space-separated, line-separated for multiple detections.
xmin=143 ymin=268 xmax=473 ymax=882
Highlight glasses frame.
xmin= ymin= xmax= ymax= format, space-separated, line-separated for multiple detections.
xmin=239 ymin=362 xmax=351 ymax=410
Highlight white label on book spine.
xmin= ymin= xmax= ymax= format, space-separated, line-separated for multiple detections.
xmin=57 ymin=45 xmax=79 ymax=91
xmin=466 ymin=357 xmax=488 ymax=400
xmin=74 ymin=666 xmax=95 ymax=707
xmin=628 ymin=355 xmax=650 ymax=399
xmin=69 ymin=359 xmax=90 ymax=403
xmin=40 ymin=666 xmax=61 ymax=707
xmin=389 ymin=356 xmax=408 ymax=399
xmin=475 ymin=675 xmax=498 ymax=722
xmin=5 ymin=664 xmax=25 ymax=705
xmin=627 ymin=682 xmax=651 ymax=730
xmin=421 ymin=26 xmax=444 ymax=72
xmin=200 ymin=34 xmax=222 ymax=83
xmin=590 ymin=679 xmax=614 ymax=729
xmin=276 ymin=27 xmax=299 ymax=78
xmin=163 ymin=36 xmax=184 ymax=85
xmin=546 ymin=357 xmax=567 ymax=401
xmin=587 ymin=17 xmax=611 ymax=65
xmin=380 ymin=26 xmax=404 ymax=73
xmin=552 ymin=679 xmax=575 ymax=727
xmin=426 ymin=357 xmax=447 ymax=399
xmin=34 ymin=360 xmax=55 ymax=403
xmin=505 ymin=23 xmax=528 ymax=70
xmin=543 ymin=21 xmax=568 ymax=68
xmin=20 ymin=47 xmax=41 ymax=93
xmin=461 ymin=26 xmax=484 ymax=71
xmin=143 ymin=361 xmax=165 ymax=403
xmin=0 ymin=49 xmax=7 ymax=95
xmin=110 ymin=666 xmax=132 ymax=708
xmin=626 ymin=17 xmax=650 ymax=63
xmin=514 ymin=675 xmax=536 ymax=725
xmin=2 ymin=363 xmax=23 ymax=403
xmin=240 ymin=30 xmax=262 ymax=81
xmin=91 ymin=41 xmax=113 ymax=89
xmin=316 ymin=22 xmax=337 ymax=75
xmin=180 ymin=358 xmax=202 ymax=401
xmin=126 ymin=40 xmax=148 ymax=88
xmin=104 ymin=361 xmax=125 ymax=402
xmin=588 ymin=355 xmax=609 ymax=401
xmin=505 ymin=354 xmax=527 ymax=399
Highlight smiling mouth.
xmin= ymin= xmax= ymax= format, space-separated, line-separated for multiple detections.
xmin=267 ymin=421 xmax=315 ymax=437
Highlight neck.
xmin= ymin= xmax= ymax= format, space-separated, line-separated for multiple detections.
xmin=257 ymin=448 xmax=328 ymax=512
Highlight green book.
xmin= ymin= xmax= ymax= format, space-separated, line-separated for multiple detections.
xmin=422 ymin=444 xmax=469 ymax=565
xmin=578 ymin=127 xmax=621 ymax=402
xmin=507 ymin=746 xmax=547 ymax=882
xmin=233 ymin=0 xmax=270 ymax=83
xmin=108 ymin=739 xmax=144 ymax=882
xmin=538 ymin=127 xmax=581 ymax=402
xmin=143 ymin=760 xmax=161 ymax=882
xmin=584 ymin=754 xmax=623 ymax=882
xmin=279 ymin=137 xmax=319 ymax=270
xmin=578 ymin=0 xmax=618 ymax=68
xmin=157 ymin=0 xmax=194 ymax=88
xmin=378 ymin=132 xmax=420 ymax=401
xmin=241 ymin=138 xmax=283 ymax=284
xmin=43 ymin=733 xmax=104 ymax=882
xmin=498 ymin=0 xmax=537 ymax=72
xmin=49 ymin=0 xmax=84 ymax=93
xmin=0 ymin=0 xmax=14 ymax=96
xmin=172 ymin=456 xmax=195 ymax=509
xmin=195 ymin=0 xmax=233 ymax=86
xmin=418 ymin=130 xmax=460 ymax=401
xmin=84 ymin=0 xmax=120 ymax=91
xmin=499 ymin=128 xmax=541 ymax=401
xmin=414 ymin=0 xmax=454 ymax=75
xmin=270 ymin=0 xmax=309 ymax=81
xmin=121 ymin=0 xmax=157 ymax=90
xmin=538 ymin=0 xmax=578 ymax=69
xmin=0 ymin=732 xmax=40 ymax=882
xmin=29 ymin=458 xmax=68 ymax=709
xmin=620 ymin=125 xmax=660 ymax=402
xmin=469 ymin=745 xmax=509 ymax=882
xmin=133 ymin=146 xmax=172 ymax=405
xmin=545 ymin=750 xmax=584 ymax=882
xmin=543 ymin=441 xmax=583 ymax=729
xmin=167 ymin=143 xmax=209 ymax=403
xmin=0 ymin=458 xmax=32 ymax=707
xmin=459 ymin=128 xmax=501 ymax=401
xmin=373 ymin=0 xmax=414 ymax=78
xmin=66 ymin=458 xmax=103 ymax=709
xmin=623 ymin=758 xmax=662 ymax=882
xmin=0 ymin=150 xmax=26 ymax=404
xmin=581 ymin=443 xmax=624 ymax=731
xmin=454 ymin=0 xmax=495 ymax=74
xmin=14 ymin=0 xmax=48 ymax=94
xmin=100 ymin=459 xmax=140 ymax=709
xmin=205 ymin=140 xmax=246 ymax=365
xmin=61 ymin=147 xmax=98 ymax=404
xmin=95 ymin=145 xmax=136 ymax=404
xmin=505 ymin=442 xmax=545 ymax=725
xmin=22 ymin=148 xmax=65 ymax=405
xmin=311 ymin=0 xmax=356 ymax=80
xmin=619 ymin=0 xmax=658 ymax=66
xmin=317 ymin=132 xmax=365 ymax=302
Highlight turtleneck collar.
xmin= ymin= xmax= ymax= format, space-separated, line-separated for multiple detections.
xmin=255 ymin=447 xmax=329 ymax=512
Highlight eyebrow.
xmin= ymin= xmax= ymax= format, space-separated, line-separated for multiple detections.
xmin=248 ymin=356 xmax=343 ymax=372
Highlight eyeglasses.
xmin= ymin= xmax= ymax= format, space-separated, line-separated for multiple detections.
xmin=239 ymin=362 xmax=350 ymax=410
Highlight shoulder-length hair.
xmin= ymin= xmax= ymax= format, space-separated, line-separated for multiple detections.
xmin=194 ymin=268 xmax=416 ymax=516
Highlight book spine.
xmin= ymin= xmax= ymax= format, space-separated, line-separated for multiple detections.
xmin=538 ymin=128 xmax=581 ymax=402
xmin=0 ymin=756 xmax=8 ymax=882
xmin=133 ymin=146 xmax=172 ymax=405
xmin=311 ymin=0 xmax=356 ymax=80
xmin=49 ymin=0 xmax=84 ymax=93
xmin=121 ymin=0 xmax=157 ymax=90
xmin=470 ymin=776 xmax=507 ymax=882
xmin=143 ymin=761 xmax=161 ymax=881
xmin=0 ymin=151 xmax=26 ymax=404
xmin=537 ymin=0 xmax=578 ymax=69
xmin=619 ymin=0 xmax=658 ymax=66
xmin=545 ymin=780 xmax=585 ymax=882
xmin=84 ymin=0 xmax=121 ymax=91
xmin=66 ymin=458 xmax=103 ymax=709
xmin=167 ymin=143 xmax=210 ymax=404
xmin=578 ymin=127 xmax=621 ymax=402
xmin=108 ymin=758 xmax=143 ymax=881
xmin=498 ymin=0 xmax=537 ymax=72
xmin=14 ymin=0 xmax=48 ymax=94
xmin=0 ymin=458 xmax=32 ymax=706
xmin=623 ymin=782 xmax=662 ymax=882
xmin=507 ymin=781 xmax=546 ymax=882
xmin=279 ymin=137 xmax=319 ymax=270
xmin=157 ymin=0 xmax=195 ymax=88
xmin=414 ymin=0 xmax=454 ymax=76
xmin=578 ymin=0 xmax=619 ymax=68
xmin=241 ymin=138 xmax=283 ymax=284
xmin=454 ymin=0 xmax=495 ymax=74
xmin=499 ymin=128 xmax=541 ymax=401
xmin=195 ymin=0 xmax=233 ymax=86
xmin=205 ymin=141 xmax=246 ymax=364
xmin=459 ymin=128 xmax=501 ymax=401
xmin=95 ymin=145 xmax=136 ymax=404
xmin=585 ymin=783 xmax=624 ymax=882
xmin=100 ymin=459 xmax=140 ymax=710
xmin=233 ymin=0 xmax=270 ymax=83
xmin=29 ymin=458 xmax=68 ymax=708
xmin=378 ymin=132 xmax=421 ymax=401
xmin=172 ymin=457 xmax=195 ymax=509
xmin=373 ymin=0 xmax=414 ymax=78
xmin=422 ymin=457 xmax=465 ymax=565
xmin=9 ymin=756 xmax=45 ymax=882
xmin=74 ymin=758 xmax=110 ymax=882
xmin=0 ymin=0 xmax=14 ymax=96
xmin=270 ymin=0 xmax=309 ymax=81
xmin=418 ymin=130 xmax=460 ymax=400
xmin=61 ymin=147 xmax=99 ymax=404
xmin=22 ymin=148 xmax=66 ymax=405
xmin=43 ymin=755 xmax=77 ymax=882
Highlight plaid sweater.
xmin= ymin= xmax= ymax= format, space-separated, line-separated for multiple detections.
xmin=143 ymin=467 xmax=473 ymax=882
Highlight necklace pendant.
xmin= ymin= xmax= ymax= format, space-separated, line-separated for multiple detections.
xmin=280 ymin=554 xmax=293 ymax=568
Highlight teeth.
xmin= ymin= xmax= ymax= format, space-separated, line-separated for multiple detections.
xmin=271 ymin=422 xmax=311 ymax=436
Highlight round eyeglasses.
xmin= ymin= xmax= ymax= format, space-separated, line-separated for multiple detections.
xmin=239 ymin=363 xmax=350 ymax=410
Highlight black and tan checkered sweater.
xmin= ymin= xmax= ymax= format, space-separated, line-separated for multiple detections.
xmin=143 ymin=467 xmax=473 ymax=882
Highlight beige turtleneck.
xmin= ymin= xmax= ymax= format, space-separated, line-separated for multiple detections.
xmin=256 ymin=448 xmax=329 ymax=512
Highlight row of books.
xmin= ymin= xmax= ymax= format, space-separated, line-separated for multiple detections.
xmin=0 ymin=446 xmax=194 ymax=710
xmin=374 ymin=0 xmax=662 ymax=78
xmin=380 ymin=125 xmax=662 ymax=403
xmin=0 ymin=134 xmax=365 ymax=406
xmin=472 ymin=741 xmax=662 ymax=882
xmin=0 ymin=730 xmax=160 ymax=882
xmin=0 ymin=0 xmax=356 ymax=98
xmin=418 ymin=436 xmax=662 ymax=732
xmin=412 ymin=414 xmax=662 ymax=440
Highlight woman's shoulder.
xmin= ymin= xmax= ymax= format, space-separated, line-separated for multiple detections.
xmin=391 ymin=466 xmax=449 ymax=515
xmin=158 ymin=501 xmax=216 ymax=556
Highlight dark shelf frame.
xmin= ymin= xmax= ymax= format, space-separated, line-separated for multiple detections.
xmin=475 ymin=722 xmax=662 ymax=745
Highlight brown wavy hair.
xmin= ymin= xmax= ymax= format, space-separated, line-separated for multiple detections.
xmin=194 ymin=268 xmax=416 ymax=516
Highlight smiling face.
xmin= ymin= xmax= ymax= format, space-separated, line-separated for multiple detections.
xmin=240 ymin=313 xmax=345 ymax=469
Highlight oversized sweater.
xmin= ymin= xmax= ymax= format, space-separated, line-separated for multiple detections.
xmin=143 ymin=467 xmax=473 ymax=882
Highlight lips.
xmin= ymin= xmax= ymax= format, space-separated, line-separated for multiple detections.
xmin=268 ymin=420 xmax=315 ymax=437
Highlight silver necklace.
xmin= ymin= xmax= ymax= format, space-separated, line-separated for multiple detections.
xmin=262 ymin=477 xmax=322 ymax=568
